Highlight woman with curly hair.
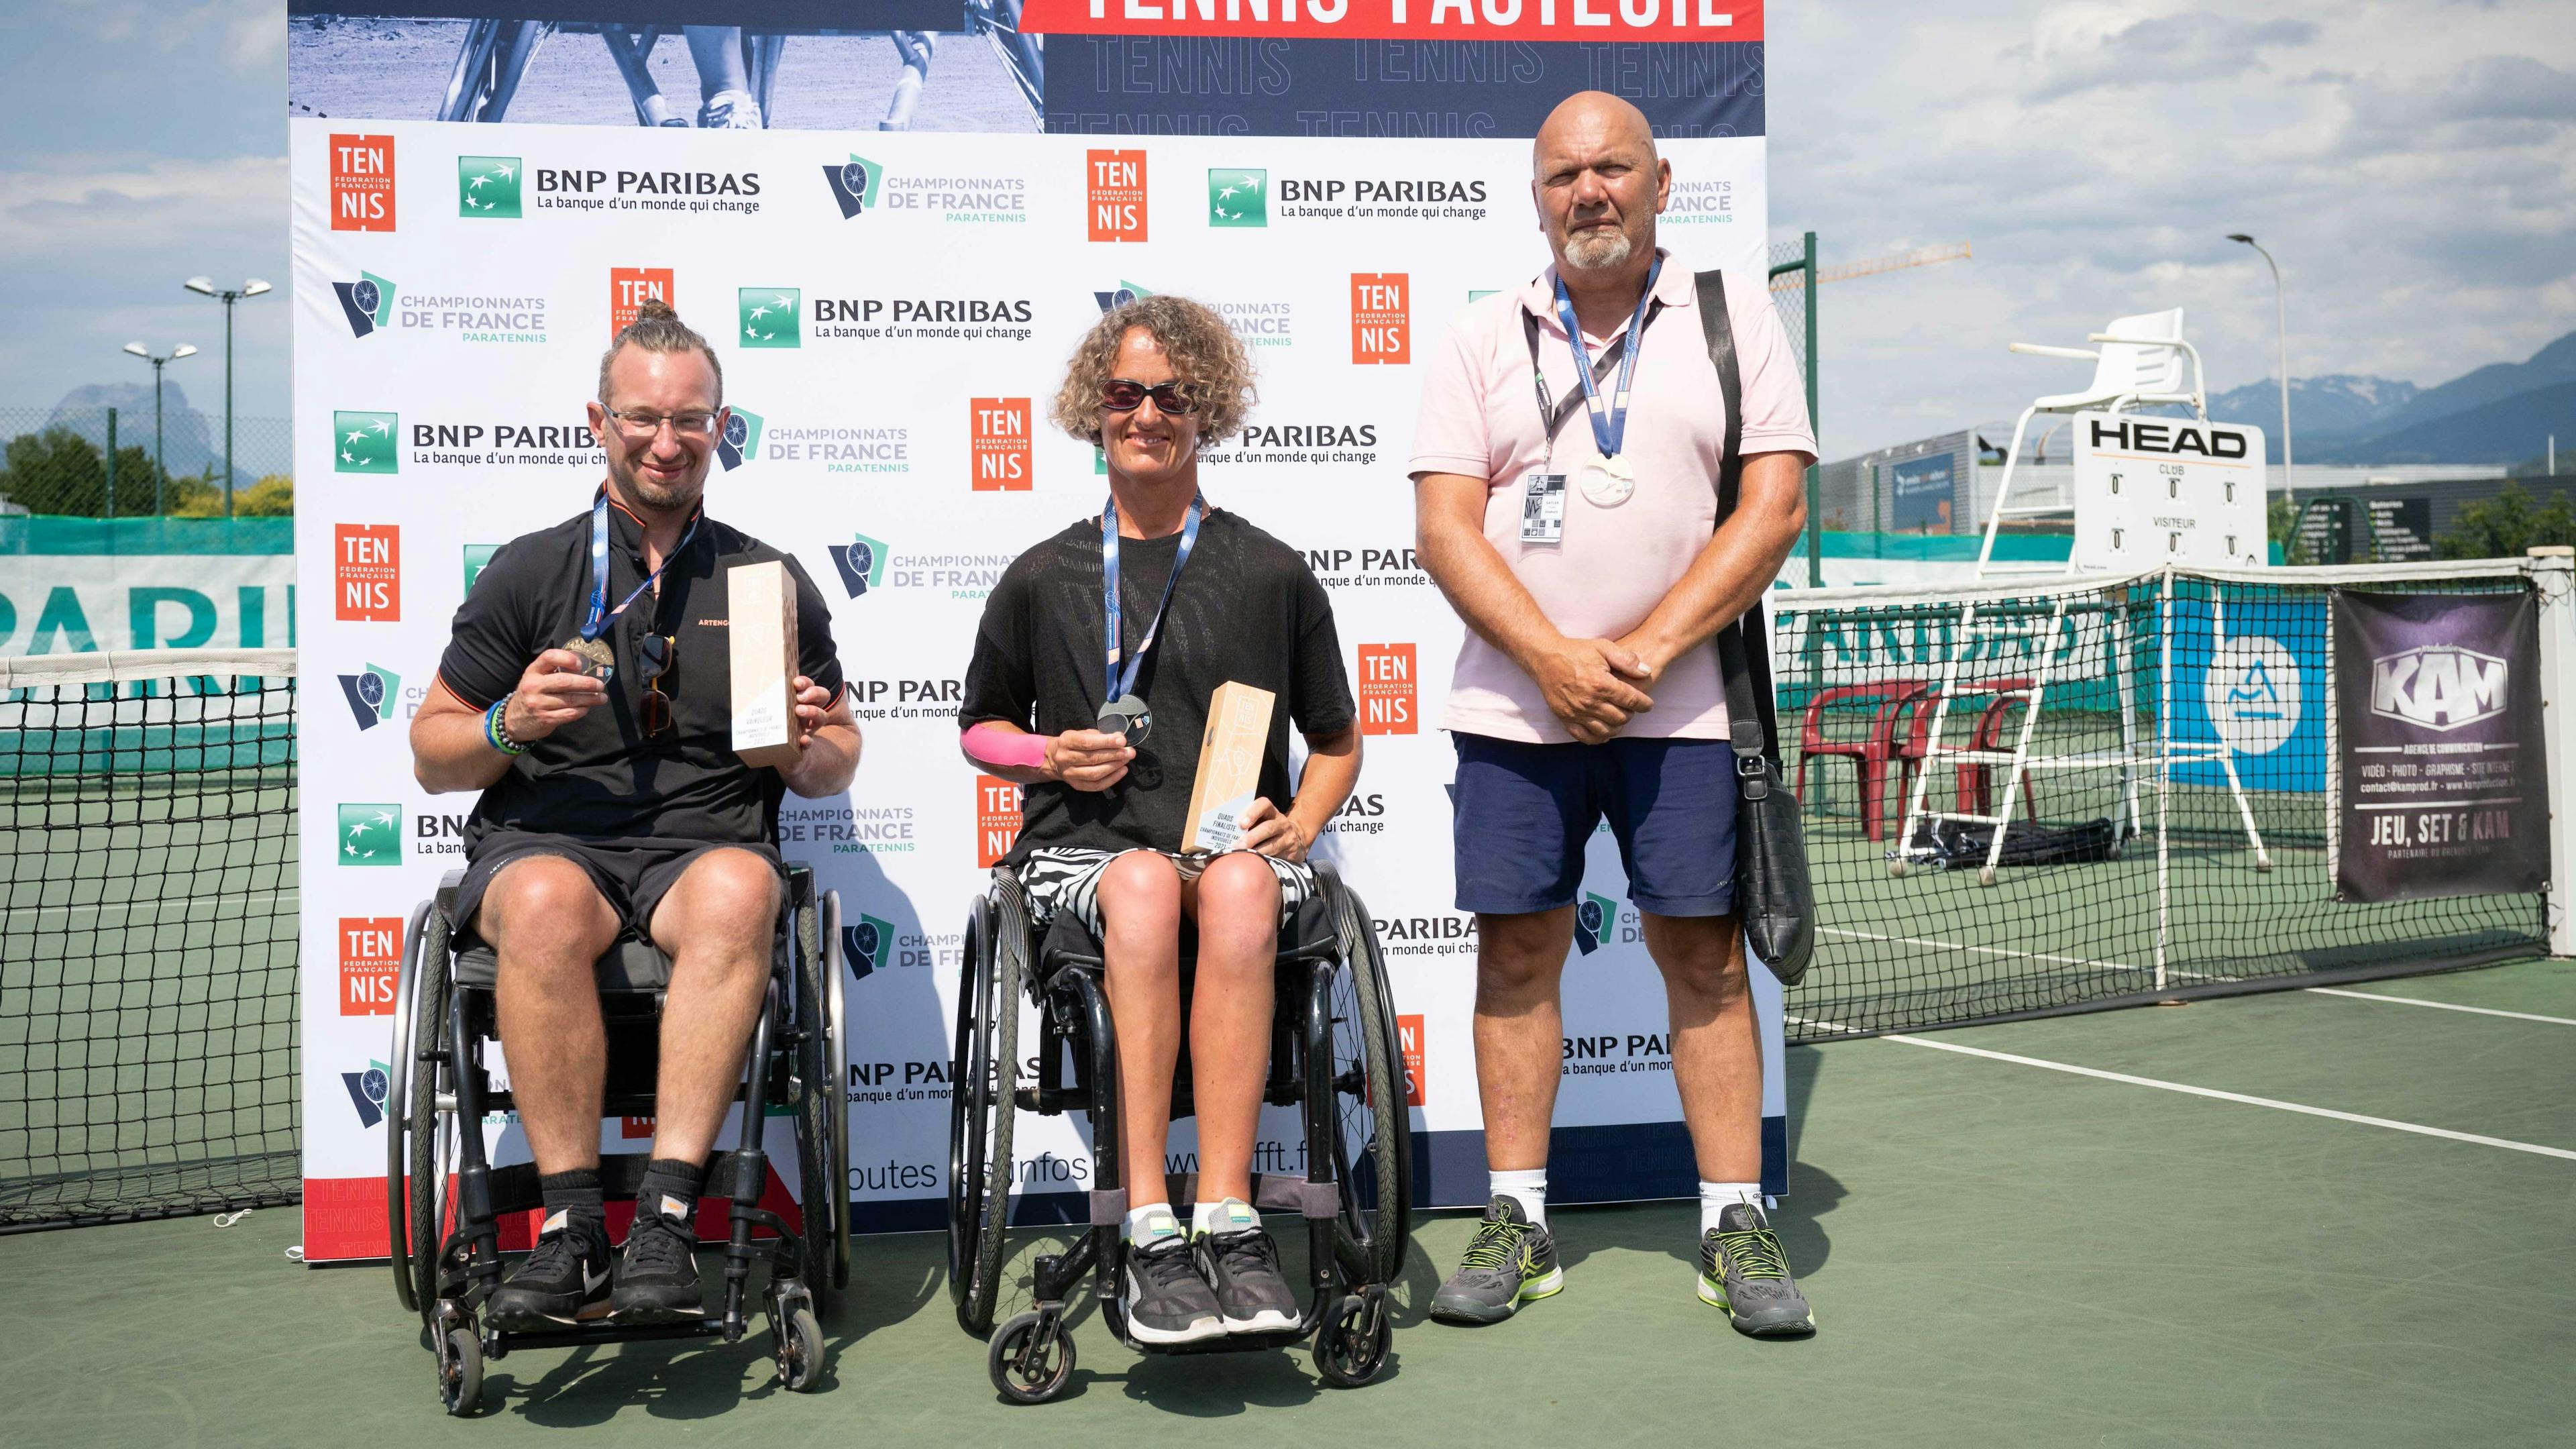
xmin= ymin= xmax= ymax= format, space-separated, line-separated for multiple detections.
xmin=955 ymin=294 xmax=1362 ymax=1344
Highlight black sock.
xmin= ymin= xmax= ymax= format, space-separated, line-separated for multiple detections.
xmin=539 ymin=1168 xmax=606 ymax=1246
xmin=635 ymin=1157 xmax=706 ymax=1224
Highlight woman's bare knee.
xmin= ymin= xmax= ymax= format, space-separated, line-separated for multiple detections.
xmin=1097 ymin=851 xmax=1182 ymax=934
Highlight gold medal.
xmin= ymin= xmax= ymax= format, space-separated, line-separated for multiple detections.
xmin=561 ymin=635 xmax=616 ymax=680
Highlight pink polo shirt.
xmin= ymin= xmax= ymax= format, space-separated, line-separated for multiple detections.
xmin=1407 ymin=253 xmax=1817 ymax=744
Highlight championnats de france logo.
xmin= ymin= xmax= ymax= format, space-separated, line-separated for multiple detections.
xmin=1572 ymin=891 xmax=1619 ymax=955
xmin=335 ymin=271 xmax=396 ymax=338
xmin=342 ymin=1059 xmax=392 ymax=1128
xmin=717 ymin=407 xmax=763 ymax=470
xmin=338 ymin=663 xmax=400 ymax=730
xmin=842 ymin=912 xmax=896 ymax=981
xmin=823 ymin=154 xmax=883 ymax=218
xmin=2371 ymin=645 xmax=2508 ymax=732
xmin=828 ymin=532 xmax=889 ymax=598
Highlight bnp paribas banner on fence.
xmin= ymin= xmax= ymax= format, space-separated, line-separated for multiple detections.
xmin=288 ymin=1 xmax=1784 ymax=1261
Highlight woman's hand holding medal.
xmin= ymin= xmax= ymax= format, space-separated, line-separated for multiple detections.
xmin=1044 ymin=727 xmax=1136 ymax=792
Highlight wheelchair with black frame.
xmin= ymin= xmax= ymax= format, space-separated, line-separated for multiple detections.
xmin=386 ymin=864 xmax=850 ymax=1416
xmin=947 ymin=859 xmax=1411 ymax=1403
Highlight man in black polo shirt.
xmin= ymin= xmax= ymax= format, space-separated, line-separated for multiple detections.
xmin=409 ymin=299 xmax=859 ymax=1328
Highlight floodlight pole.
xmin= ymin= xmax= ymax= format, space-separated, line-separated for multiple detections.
xmin=2228 ymin=235 xmax=2294 ymax=509
xmin=185 ymin=278 xmax=270 ymax=518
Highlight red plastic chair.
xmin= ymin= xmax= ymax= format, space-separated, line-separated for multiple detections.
xmin=1794 ymin=680 xmax=1927 ymax=841
xmin=1892 ymin=678 xmax=2037 ymax=822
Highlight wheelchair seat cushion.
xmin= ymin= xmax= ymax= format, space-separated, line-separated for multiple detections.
xmin=454 ymin=936 xmax=677 ymax=992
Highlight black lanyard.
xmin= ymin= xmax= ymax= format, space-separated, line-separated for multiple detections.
xmin=582 ymin=492 xmax=699 ymax=642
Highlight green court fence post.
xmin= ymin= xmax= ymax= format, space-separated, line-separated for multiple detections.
xmin=2533 ymin=550 xmax=2576 ymax=957
xmin=1803 ymin=231 xmax=1819 ymax=588
xmin=105 ymin=407 xmax=117 ymax=521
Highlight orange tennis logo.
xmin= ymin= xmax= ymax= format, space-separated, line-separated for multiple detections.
xmin=1356 ymin=643 xmax=1417 ymax=735
xmin=975 ymin=774 xmax=1023 ymax=867
xmin=338 ymin=917 xmax=403 ymax=1016
xmin=329 ymin=133 xmax=396 ymax=232
xmin=609 ymin=267 xmax=674 ymax=337
xmin=1087 ymin=149 xmax=1148 ymax=242
xmin=970 ymin=398 xmax=1032 ymax=491
xmin=1350 ymin=274 xmax=1409 ymax=364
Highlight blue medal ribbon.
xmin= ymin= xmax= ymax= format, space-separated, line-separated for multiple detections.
xmin=1102 ymin=493 xmax=1205 ymax=710
xmin=582 ymin=491 xmax=700 ymax=642
xmin=1550 ymin=252 xmax=1663 ymax=465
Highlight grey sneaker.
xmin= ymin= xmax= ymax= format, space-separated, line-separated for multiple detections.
xmin=1194 ymin=1201 xmax=1298 ymax=1334
xmin=1121 ymin=1220 xmax=1224 ymax=1345
xmin=1429 ymin=1196 xmax=1562 ymax=1325
xmin=1698 ymin=1200 xmax=1814 ymax=1336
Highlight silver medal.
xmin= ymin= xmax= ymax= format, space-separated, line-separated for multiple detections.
xmin=1095 ymin=692 xmax=1153 ymax=745
xmin=1578 ymin=454 xmax=1635 ymax=506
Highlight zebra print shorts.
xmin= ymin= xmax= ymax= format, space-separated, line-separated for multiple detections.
xmin=1014 ymin=847 xmax=1316 ymax=937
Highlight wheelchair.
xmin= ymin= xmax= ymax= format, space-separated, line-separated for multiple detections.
xmin=386 ymin=864 xmax=850 ymax=1416
xmin=947 ymin=861 xmax=1412 ymax=1403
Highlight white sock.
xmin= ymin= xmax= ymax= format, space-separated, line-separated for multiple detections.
xmin=1700 ymin=1181 xmax=1763 ymax=1236
xmin=1125 ymin=1202 xmax=1181 ymax=1244
xmin=1192 ymin=1198 xmax=1259 ymax=1236
xmin=1490 ymin=1169 xmax=1548 ymax=1228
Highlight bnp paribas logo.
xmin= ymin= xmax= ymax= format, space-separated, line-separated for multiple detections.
xmin=337 ymin=803 xmax=402 ymax=867
xmin=1093 ymin=279 xmax=1155 ymax=313
xmin=1209 ymin=168 xmax=1267 ymax=227
xmin=739 ymin=287 xmax=801 ymax=348
xmin=1572 ymin=890 xmax=1619 ymax=955
xmin=828 ymin=531 xmax=888 ymax=598
xmin=333 ymin=411 xmax=398 ymax=474
xmin=842 ymin=912 xmax=896 ymax=981
xmin=717 ymin=407 xmax=763 ymax=471
xmin=822 ymin=154 xmax=883 ymax=219
xmin=463 ymin=544 xmax=498 ymax=594
xmin=338 ymin=663 xmax=400 ymax=731
xmin=458 ymin=155 xmax=522 ymax=217
xmin=334 ymin=270 xmax=396 ymax=339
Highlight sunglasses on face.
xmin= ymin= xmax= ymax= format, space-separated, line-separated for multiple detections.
xmin=637 ymin=632 xmax=677 ymax=737
xmin=1100 ymin=378 xmax=1198 ymax=416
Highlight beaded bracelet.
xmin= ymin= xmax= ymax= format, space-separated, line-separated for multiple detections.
xmin=484 ymin=697 xmax=527 ymax=755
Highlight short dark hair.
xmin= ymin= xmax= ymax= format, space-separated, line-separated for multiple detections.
xmin=596 ymin=297 xmax=724 ymax=407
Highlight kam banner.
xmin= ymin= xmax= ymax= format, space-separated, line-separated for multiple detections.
xmin=288 ymin=1 xmax=1783 ymax=1260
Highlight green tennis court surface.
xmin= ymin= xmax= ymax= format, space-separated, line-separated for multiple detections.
xmin=5 ymin=957 xmax=2567 ymax=1447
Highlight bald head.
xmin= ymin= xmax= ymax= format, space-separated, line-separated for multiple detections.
xmin=1531 ymin=91 xmax=1668 ymax=278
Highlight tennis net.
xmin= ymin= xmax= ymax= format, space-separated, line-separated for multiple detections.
xmin=0 ymin=648 xmax=300 ymax=1232
xmin=1769 ymin=561 xmax=2557 ymax=1041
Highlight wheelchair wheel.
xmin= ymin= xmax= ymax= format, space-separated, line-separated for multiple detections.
xmin=988 ymin=1309 xmax=1075 ymax=1405
xmin=794 ymin=888 xmax=847 ymax=1306
xmin=386 ymin=900 xmax=433 ymax=1313
xmin=1326 ymin=879 xmax=1412 ymax=1285
xmin=437 ymin=1324 xmax=484 ymax=1416
xmin=1314 ymin=1292 xmax=1392 ymax=1389
xmin=403 ymin=904 xmax=458 ymax=1326
xmin=947 ymin=875 xmax=1026 ymax=1336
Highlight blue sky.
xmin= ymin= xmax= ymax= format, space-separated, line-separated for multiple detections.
xmin=3 ymin=2 xmax=2570 ymax=453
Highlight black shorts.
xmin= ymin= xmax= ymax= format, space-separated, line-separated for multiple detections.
xmin=453 ymin=831 xmax=784 ymax=947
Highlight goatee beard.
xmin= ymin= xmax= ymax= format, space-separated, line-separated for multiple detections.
xmin=1562 ymin=227 xmax=1635 ymax=272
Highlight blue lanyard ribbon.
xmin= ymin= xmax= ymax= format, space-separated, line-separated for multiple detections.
xmin=1102 ymin=493 xmax=1205 ymax=707
xmin=1550 ymin=253 xmax=1663 ymax=462
xmin=582 ymin=492 xmax=699 ymax=642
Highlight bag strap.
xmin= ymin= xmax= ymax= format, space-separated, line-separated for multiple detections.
xmin=1696 ymin=269 xmax=1784 ymax=764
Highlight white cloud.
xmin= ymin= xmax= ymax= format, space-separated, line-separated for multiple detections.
xmin=1766 ymin=0 xmax=2576 ymax=456
xmin=0 ymin=154 xmax=285 ymax=259
xmin=63 ymin=0 xmax=278 ymax=69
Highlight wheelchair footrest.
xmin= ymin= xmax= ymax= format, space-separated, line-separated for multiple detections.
xmin=488 ymin=1318 xmax=726 ymax=1353
xmin=1124 ymin=1325 xmax=1313 ymax=1356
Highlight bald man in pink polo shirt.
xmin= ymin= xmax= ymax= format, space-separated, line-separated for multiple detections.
xmin=1410 ymin=91 xmax=1817 ymax=1335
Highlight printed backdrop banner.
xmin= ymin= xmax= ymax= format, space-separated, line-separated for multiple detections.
xmin=288 ymin=5 xmax=1784 ymax=1260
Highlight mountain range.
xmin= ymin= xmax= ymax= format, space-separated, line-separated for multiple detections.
xmin=2206 ymin=329 xmax=2576 ymax=468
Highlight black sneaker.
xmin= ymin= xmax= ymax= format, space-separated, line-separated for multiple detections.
xmin=1699 ymin=1200 xmax=1814 ymax=1336
xmin=1194 ymin=1201 xmax=1298 ymax=1334
xmin=1121 ymin=1218 xmax=1224 ymax=1346
xmin=611 ymin=1193 xmax=704 ymax=1323
xmin=487 ymin=1209 xmax=612 ymax=1329
xmin=1430 ymin=1196 xmax=1562 ymax=1325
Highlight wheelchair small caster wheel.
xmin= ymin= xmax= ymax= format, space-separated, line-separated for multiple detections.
xmin=988 ymin=1309 xmax=1075 ymax=1405
xmin=775 ymin=1305 xmax=824 ymax=1392
xmin=1314 ymin=1293 xmax=1391 ymax=1388
xmin=437 ymin=1325 xmax=484 ymax=1416
xmin=1978 ymin=865 xmax=1996 ymax=888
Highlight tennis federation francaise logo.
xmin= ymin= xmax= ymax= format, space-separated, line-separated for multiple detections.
xmin=334 ymin=271 xmax=396 ymax=338
xmin=823 ymin=155 xmax=883 ymax=218
xmin=337 ymin=804 xmax=402 ymax=866
xmin=1572 ymin=890 xmax=1619 ymax=955
xmin=338 ymin=663 xmax=400 ymax=730
xmin=828 ymin=532 xmax=889 ymax=598
xmin=739 ymin=288 xmax=801 ymax=348
xmin=334 ymin=411 xmax=398 ymax=474
xmin=1209 ymin=169 xmax=1267 ymax=227
xmin=458 ymin=156 xmax=522 ymax=217
xmin=843 ymin=912 xmax=897 ymax=981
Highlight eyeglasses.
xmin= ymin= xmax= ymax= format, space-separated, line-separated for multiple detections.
xmin=1100 ymin=378 xmax=1198 ymax=416
xmin=637 ymin=632 xmax=677 ymax=737
xmin=605 ymin=408 xmax=720 ymax=441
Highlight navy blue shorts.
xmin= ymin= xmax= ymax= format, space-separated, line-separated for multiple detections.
xmin=1450 ymin=733 xmax=1737 ymax=918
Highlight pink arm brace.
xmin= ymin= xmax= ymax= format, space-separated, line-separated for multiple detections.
xmin=961 ymin=722 xmax=1048 ymax=771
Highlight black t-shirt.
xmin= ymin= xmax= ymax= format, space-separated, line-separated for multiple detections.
xmin=436 ymin=490 xmax=846 ymax=851
xmin=959 ymin=508 xmax=1355 ymax=863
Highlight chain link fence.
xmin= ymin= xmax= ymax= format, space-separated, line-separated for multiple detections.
xmin=0 ymin=408 xmax=293 ymax=517
xmin=1768 ymin=234 xmax=1820 ymax=584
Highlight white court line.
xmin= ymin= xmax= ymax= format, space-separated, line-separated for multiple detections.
xmin=1847 ymin=1028 xmax=2576 ymax=1162
xmin=1820 ymin=924 xmax=2141 ymax=977
xmin=2304 ymin=988 xmax=2576 ymax=1026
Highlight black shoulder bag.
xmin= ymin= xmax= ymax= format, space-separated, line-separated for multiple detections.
xmin=1695 ymin=270 xmax=1817 ymax=986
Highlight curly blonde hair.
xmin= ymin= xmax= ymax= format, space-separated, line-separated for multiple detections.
xmin=1049 ymin=294 xmax=1256 ymax=445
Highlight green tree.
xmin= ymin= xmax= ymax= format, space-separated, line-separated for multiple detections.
xmin=0 ymin=427 xmax=170 ymax=516
xmin=237 ymin=474 xmax=294 ymax=517
xmin=2435 ymin=483 xmax=2576 ymax=559
xmin=2267 ymin=493 xmax=2312 ymax=565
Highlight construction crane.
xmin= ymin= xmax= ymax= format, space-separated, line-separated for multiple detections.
xmin=1772 ymin=241 xmax=1971 ymax=294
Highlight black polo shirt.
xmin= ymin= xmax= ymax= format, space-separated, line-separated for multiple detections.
xmin=436 ymin=488 xmax=846 ymax=851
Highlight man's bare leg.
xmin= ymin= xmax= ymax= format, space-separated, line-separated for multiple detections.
xmin=646 ymin=848 xmax=782 ymax=1165
xmin=483 ymin=855 xmax=621 ymax=1173
xmin=1639 ymin=911 xmax=1760 ymax=1182
xmin=1470 ymin=906 xmax=1577 ymax=1173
